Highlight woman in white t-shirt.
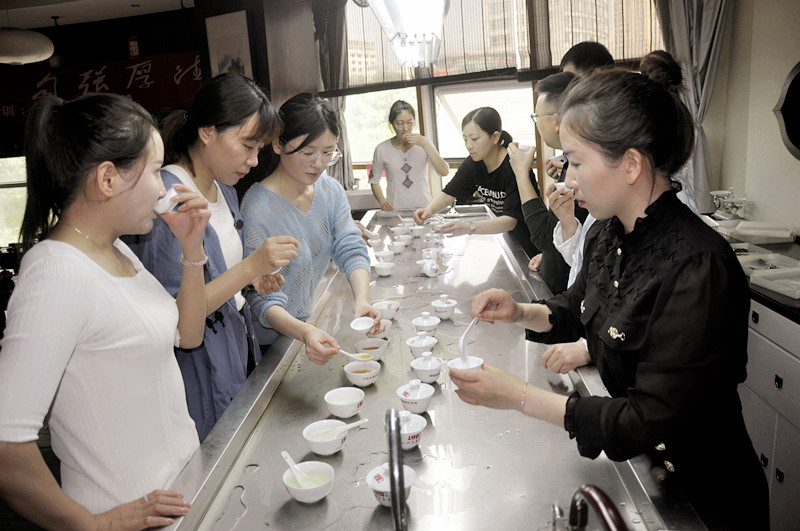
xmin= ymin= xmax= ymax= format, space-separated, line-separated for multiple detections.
xmin=0 ymin=93 xmax=210 ymax=528
xmin=369 ymin=100 xmax=449 ymax=211
xmin=126 ymin=73 xmax=299 ymax=441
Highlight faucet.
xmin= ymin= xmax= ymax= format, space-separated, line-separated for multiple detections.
xmin=568 ymin=484 xmax=627 ymax=531
xmin=385 ymin=409 xmax=408 ymax=531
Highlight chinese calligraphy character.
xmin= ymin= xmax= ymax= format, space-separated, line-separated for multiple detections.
xmin=126 ymin=60 xmax=154 ymax=89
xmin=79 ymin=66 xmax=110 ymax=95
xmin=32 ymin=72 xmax=58 ymax=100
xmin=174 ymin=54 xmax=202 ymax=85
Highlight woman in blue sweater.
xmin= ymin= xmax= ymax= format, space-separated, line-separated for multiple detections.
xmin=127 ymin=74 xmax=299 ymax=441
xmin=242 ymin=93 xmax=382 ymax=363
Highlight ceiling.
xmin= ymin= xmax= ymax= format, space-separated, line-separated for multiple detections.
xmin=1 ymin=0 xmax=195 ymax=29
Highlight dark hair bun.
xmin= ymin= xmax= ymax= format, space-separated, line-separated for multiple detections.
xmin=639 ymin=50 xmax=683 ymax=92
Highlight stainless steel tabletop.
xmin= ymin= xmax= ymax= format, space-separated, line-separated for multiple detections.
xmin=166 ymin=206 xmax=704 ymax=530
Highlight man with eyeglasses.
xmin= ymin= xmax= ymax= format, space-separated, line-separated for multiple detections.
xmin=508 ymin=71 xmax=586 ymax=295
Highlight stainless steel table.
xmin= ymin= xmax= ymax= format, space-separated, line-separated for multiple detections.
xmin=166 ymin=206 xmax=704 ymax=530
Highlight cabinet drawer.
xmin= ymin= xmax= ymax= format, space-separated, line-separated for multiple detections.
xmin=749 ymin=300 xmax=800 ymax=357
xmin=747 ymin=329 xmax=800 ymax=428
xmin=738 ymin=384 xmax=776 ymax=488
xmin=771 ymin=416 xmax=800 ymax=531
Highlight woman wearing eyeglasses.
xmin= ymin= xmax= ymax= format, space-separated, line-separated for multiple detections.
xmin=126 ymin=73 xmax=300 ymax=441
xmin=369 ymin=100 xmax=449 ymax=211
xmin=242 ymin=93 xmax=382 ymax=363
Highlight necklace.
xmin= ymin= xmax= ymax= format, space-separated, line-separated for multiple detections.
xmin=59 ymin=222 xmax=135 ymax=276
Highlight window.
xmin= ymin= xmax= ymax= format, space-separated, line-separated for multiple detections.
xmin=0 ymin=157 xmax=26 ymax=247
xmin=434 ymin=80 xmax=535 ymax=186
xmin=343 ymin=86 xmax=418 ymax=191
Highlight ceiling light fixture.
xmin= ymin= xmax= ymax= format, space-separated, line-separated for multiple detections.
xmin=366 ymin=0 xmax=448 ymax=68
xmin=0 ymin=4 xmax=54 ymax=65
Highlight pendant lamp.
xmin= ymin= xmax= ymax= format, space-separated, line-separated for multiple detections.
xmin=366 ymin=0 xmax=448 ymax=68
xmin=0 ymin=5 xmax=54 ymax=65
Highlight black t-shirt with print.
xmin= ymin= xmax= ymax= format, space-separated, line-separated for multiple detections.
xmin=443 ymin=155 xmax=538 ymax=257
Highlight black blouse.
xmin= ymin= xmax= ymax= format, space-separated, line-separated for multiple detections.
xmin=527 ymin=190 xmax=768 ymax=530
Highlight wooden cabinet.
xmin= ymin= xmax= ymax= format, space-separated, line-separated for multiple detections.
xmin=741 ymin=300 xmax=800 ymax=529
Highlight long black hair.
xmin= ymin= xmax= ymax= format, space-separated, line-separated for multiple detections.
xmin=161 ymin=73 xmax=280 ymax=173
xmin=560 ymin=51 xmax=694 ymax=177
xmin=21 ymin=93 xmax=157 ymax=248
xmin=461 ymin=107 xmax=513 ymax=147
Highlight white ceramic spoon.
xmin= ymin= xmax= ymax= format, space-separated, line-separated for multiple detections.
xmin=458 ymin=314 xmax=481 ymax=364
xmin=330 ymin=418 xmax=370 ymax=439
xmin=281 ymin=450 xmax=315 ymax=488
xmin=339 ymin=348 xmax=373 ymax=361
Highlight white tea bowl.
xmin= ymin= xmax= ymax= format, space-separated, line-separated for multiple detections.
xmin=344 ymin=360 xmax=382 ymax=387
xmin=283 ymin=461 xmax=334 ymax=503
xmin=324 ymin=387 xmax=365 ymax=418
xmin=354 ymin=337 xmax=388 ymax=361
xmin=373 ymin=300 xmax=400 ymax=319
xmin=302 ymin=419 xmax=348 ymax=456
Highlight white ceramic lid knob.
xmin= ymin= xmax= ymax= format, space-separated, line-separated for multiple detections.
xmin=410 ymin=379 xmax=421 ymax=389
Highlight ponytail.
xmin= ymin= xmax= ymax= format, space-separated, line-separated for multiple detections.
xmin=21 ymin=96 xmax=64 ymax=249
xmin=498 ymin=130 xmax=513 ymax=147
xmin=20 ymin=93 xmax=157 ymax=249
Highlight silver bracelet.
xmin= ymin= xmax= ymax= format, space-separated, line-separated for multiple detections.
xmin=179 ymin=253 xmax=208 ymax=267
xmin=520 ymin=382 xmax=528 ymax=412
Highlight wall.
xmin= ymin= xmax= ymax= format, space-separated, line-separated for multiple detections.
xmin=714 ymin=0 xmax=800 ymax=230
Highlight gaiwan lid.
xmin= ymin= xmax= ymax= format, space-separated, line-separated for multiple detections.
xmin=414 ymin=351 xmax=441 ymax=370
xmin=397 ymin=379 xmax=434 ymax=400
xmin=408 ymin=332 xmax=436 ymax=347
xmin=412 ymin=311 xmax=440 ymax=327
xmin=398 ymin=410 xmax=428 ymax=434
xmin=431 ymin=294 xmax=456 ymax=308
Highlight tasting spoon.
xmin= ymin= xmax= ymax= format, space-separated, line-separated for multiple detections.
xmin=281 ymin=450 xmax=315 ymax=488
xmin=458 ymin=314 xmax=481 ymax=364
xmin=339 ymin=348 xmax=373 ymax=361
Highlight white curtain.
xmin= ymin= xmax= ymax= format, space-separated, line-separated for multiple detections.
xmin=655 ymin=0 xmax=731 ymax=213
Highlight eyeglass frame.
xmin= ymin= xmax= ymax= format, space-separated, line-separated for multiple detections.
xmin=530 ymin=111 xmax=557 ymax=124
xmin=293 ymin=147 xmax=343 ymax=167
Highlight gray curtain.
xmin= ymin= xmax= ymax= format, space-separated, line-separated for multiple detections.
xmin=655 ymin=0 xmax=731 ymax=213
xmin=314 ymin=0 xmax=356 ymax=190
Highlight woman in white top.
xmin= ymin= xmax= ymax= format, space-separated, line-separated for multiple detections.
xmin=369 ymin=100 xmax=449 ymax=211
xmin=0 ymin=93 xmax=211 ymax=529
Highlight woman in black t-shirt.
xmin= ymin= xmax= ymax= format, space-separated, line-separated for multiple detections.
xmin=413 ymin=107 xmax=538 ymax=257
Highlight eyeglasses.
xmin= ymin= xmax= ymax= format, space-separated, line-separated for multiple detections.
xmin=393 ymin=120 xmax=415 ymax=130
xmin=530 ymin=112 xmax=557 ymax=124
xmin=296 ymin=149 xmax=342 ymax=167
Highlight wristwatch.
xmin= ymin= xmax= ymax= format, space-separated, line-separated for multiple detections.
xmin=468 ymin=222 xmax=477 ymax=235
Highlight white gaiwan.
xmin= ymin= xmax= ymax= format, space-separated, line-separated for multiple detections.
xmin=366 ymin=463 xmax=416 ymax=507
xmin=396 ymin=379 xmax=435 ymax=413
xmin=406 ymin=332 xmax=437 ymax=357
xmin=431 ymin=294 xmax=456 ymax=319
xmin=412 ymin=311 xmax=440 ymax=335
xmin=398 ymin=410 xmax=427 ymax=450
xmin=410 ymin=352 xmax=443 ymax=383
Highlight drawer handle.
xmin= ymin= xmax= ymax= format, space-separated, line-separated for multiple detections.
xmin=775 ymin=375 xmax=784 ymax=389
xmin=751 ymin=310 xmax=759 ymax=324
xmin=776 ymin=468 xmax=785 ymax=483
xmin=760 ymin=453 xmax=769 ymax=468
